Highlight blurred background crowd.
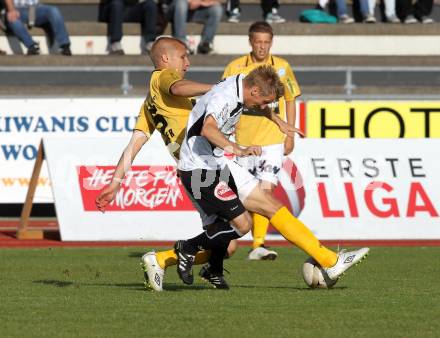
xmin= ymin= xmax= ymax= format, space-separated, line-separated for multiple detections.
xmin=0 ymin=0 xmax=437 ymax=56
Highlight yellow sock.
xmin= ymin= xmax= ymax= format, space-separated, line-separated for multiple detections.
xmin=194 ymin=250 xmax=211 ymax=265
xmin=155 ymin=249 xmax=176 ymax=269
xmin=252 ymin=213 xmax=270 ymax=249
xmin=270 ymin=207 xmax=337 ymax=268
xmin=155 ymin=249 xmax=211 ymax=269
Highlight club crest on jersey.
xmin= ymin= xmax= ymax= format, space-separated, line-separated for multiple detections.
xmin=214 ymin=181 xmax=237 ymax=201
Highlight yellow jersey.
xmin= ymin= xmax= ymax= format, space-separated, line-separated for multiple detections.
xmin=134 ymin=68 xmax=194 ymax=159
xmin=222 ymin=54 xmax=301 ymax=146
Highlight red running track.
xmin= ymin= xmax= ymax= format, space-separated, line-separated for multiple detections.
xmin=1 ymin=220 xmax=440 ymax=248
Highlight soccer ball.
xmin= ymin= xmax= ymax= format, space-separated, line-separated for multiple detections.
xmin=302 ymin=257 xmax=337 ymax=289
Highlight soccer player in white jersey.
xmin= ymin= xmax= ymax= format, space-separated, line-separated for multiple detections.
xmin=173 ymin=65 xmax=370 ymax=288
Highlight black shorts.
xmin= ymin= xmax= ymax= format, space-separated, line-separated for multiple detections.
xmin=179 ymin=166 xmax=246 ymax=222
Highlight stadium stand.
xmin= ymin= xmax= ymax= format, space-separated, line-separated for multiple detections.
xmin=1 ymin=0 xmax=440 ymax=55
xmin=0 ymin=0 xmax=440 ymax=96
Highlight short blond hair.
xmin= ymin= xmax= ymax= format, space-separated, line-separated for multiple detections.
xmin=244 ymin=65 xmax=284 ymax=99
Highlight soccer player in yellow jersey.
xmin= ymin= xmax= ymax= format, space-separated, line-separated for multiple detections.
xmin=95 ymin=36 xmax=211 ymax=195
xmin=222 ymin=21 xmax=301 ymax=260
xmin=96 ymin=37 xmax=215 ymax=286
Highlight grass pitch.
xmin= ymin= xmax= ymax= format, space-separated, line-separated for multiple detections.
xmin=1 ymin=246 xmax=439 ymax=338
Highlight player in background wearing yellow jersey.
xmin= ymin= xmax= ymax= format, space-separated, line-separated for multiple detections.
xmin=222 ymin=21 xmax=301 ymax=260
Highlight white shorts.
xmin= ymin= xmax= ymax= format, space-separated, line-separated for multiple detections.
xmin=235 ymin=143 xmax=284 ymax=185
xmin=227 ymin=158 xmax=259 ymax=202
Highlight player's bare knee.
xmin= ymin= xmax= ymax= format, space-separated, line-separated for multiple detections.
xmin=231 ymin=212 xmax=252 ymax=235
xmin=258 ymin=190 xmax=283 ymax=218
xmin=242 ymin=212 xmax=253 ymax=233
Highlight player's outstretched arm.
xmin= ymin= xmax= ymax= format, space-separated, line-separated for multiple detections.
xmin=95 ymin=130 xmax=149 ymax=212
xmin=201 ymin=115 xmax=262 ymax=156
xmin=170 ymin=80 xmax=213 ymax=97
xmin=284 ymin=99 xmax=297 ymax=155
xmin=270 ymin=111 xmax=304 ymax=139
xmin=253 ymin=106 xmax=302 ymax=138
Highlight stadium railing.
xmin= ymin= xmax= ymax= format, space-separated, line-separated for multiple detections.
xmin=1 ymin=65 xmax=440 ymax=97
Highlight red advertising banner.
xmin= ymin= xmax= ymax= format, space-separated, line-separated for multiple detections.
xmin=77 ymin=166 xmax=194 ymax=211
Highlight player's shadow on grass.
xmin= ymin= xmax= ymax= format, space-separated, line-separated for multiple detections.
xmin=163 ymin=283 xmax=210 ymax=291
xmin=233 ymin=284 xmax=347 ymax=291
xmin=33 ymin=279 xmax=208 ymax=292
xmin=33 ymin=279 xmax=74 ymax=287
xmin=128 ymin=252 xmax=144 ymax=258
xmin=33 ymin=279 xmax=146 ymax=291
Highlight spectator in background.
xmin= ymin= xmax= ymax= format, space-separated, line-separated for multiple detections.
xmin=99 ymin=0 xmax=158 ymax=55
xmin=317 ymin=0 xmax=354 ymax=23
xmin=167 ymin=0 xmax=222 ymax=54
xmin=359 ymin=0 xmax=376 ymax=22
xmin=226 ymin=0 xmax=286 ymax=23
xmin=398 ymin=0 xmax=434 ymax=23
xmin=0 ymin=0 xmax=6 ymax=30
xmin=317 ymin=0 xmax=376 ymax=23
xmin=368 ymin=0 xmax=400 ymax=23
xmin=4 ymin=0 xmax=71 ymax=55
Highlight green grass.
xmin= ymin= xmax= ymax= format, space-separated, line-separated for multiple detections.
xmin=1 ymin=246 xmax=439 ymax=338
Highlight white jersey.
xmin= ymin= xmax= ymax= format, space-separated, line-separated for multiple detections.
xmin=178 ymin=74 xmax=245 ymax=171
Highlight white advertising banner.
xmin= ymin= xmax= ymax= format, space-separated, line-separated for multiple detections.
xmin=43 ymin=136 xmax=440 ymax=241
xmin=44 ymin=135 xmax=205 ymax=241
xmin=0 ymin=98 xmax=305 ymax=204
xmin=291 ymin=139 xmax=440 ymax=240
xmin=0 ymin=98 xmax=142 ymax=203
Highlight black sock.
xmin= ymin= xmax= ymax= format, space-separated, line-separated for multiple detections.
xmin=183 ymin=232 xmax=210 ymax=254
xmin=208 ymin=244 xmax=229 ymax=274
xmin=185 ymin=221 xmax=242 ymax=254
